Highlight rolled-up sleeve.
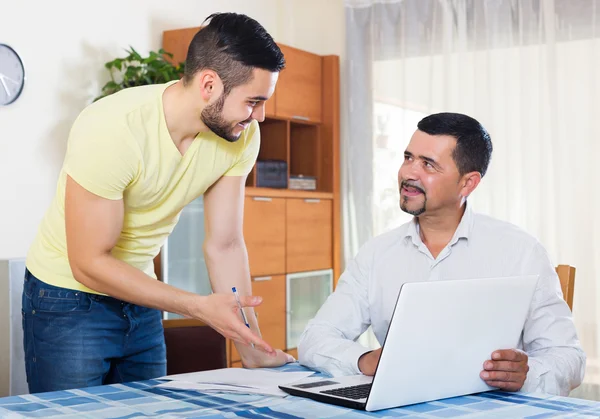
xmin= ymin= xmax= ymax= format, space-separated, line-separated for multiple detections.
xmin=298 ymin=249 xmax=373 ymax=377
xmin=521 ymin=243 xmax=586 ymax=396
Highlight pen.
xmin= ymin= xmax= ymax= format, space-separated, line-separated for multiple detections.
xmin=232 ymin=287 xmax=254 ymax=348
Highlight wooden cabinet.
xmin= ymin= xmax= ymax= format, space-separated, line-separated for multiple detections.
xmin=230 ymin=275 xmax=286 ymax=363
xmin=275 ymin=45 xmax=323 ymax=123
xmin=162 ymin=27 xmax=198 ymax=66
xmin=265 ymin=91 xmax=276 ymax=117
xmin=286 ymin=198 xmax=333 ymax=272
xmin=243 ymin=197 xmax=286 ymax=276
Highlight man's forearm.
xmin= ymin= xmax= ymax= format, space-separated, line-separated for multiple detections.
xmin=204 ymin=241 xmax=260 ymax=332
xmin=71 ymin=254 xmax=201 ymax=318
xmin=523 ymin=349 xmax=586 ymax=396
xmin=299 ymin=323 xmax=371 ymax=376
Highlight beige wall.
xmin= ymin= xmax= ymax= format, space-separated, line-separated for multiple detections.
xmin=0 ymin=0 xmax=345 ymax=260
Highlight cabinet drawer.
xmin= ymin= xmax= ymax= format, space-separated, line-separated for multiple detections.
xmin=286 ymin=198 xmax=332 ymax=272
xmin=275 ymin=45 xmax=322 ymax=123
xmin=230 ymin=275 xmax=286 ymax=363
xmin=243 ymin=197 xmax=286 ymax=276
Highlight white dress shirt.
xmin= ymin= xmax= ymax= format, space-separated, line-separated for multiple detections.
xmin=298 ymin=204 xmax=586 ymax=396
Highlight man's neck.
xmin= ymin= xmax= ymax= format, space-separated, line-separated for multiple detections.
xmin=417 ymin=204 xmax=466 ymax=258
xmin=162 ymin=81 xmax=209 ymax=155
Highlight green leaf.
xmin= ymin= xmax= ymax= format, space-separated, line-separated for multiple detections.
xmin=104 ymin=81 xmax=120 ymax=90
xmin=95 ymin=45 xmax=183 ymax=101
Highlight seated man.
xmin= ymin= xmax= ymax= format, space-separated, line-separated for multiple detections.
xmin=299 ymin=112 xmax=585 ymax=396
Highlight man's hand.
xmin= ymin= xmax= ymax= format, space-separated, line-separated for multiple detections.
xmin=193 ymin=293 xmax=276 ymax=356
xmin=240 ymin=348 xmax=295 ymax=369
xmin=480 ymin=349 xmax=529 ymax=391
xmin=358 ymin=348 xmax=382 ymax=376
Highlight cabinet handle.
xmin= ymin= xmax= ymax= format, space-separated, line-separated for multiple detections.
xmin=292 ymin=115 xmax=310 ymax=121
xmin=253 ymin=276 xmax=272 ymax=282
xmin=304 ymin=199 xmax=321 ymax=203
xmin=252 ymin=197 xmax=272 ymax=202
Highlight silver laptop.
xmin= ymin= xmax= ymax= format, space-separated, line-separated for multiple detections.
xmin=280 ymin=275 xmax=539 ymax=411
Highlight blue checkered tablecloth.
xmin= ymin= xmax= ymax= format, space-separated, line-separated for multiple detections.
xmin=1 ymin=363 xmax=599 ymax=418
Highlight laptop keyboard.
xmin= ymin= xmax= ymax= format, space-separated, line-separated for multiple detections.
xmin=320 ymin=383 xmax=372 ymax=400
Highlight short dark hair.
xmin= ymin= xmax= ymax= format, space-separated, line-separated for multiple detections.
xmin=183 ymin=12 xmax=285 ymax=93
xmin=417 ymin=112 xmax=493 ymax=177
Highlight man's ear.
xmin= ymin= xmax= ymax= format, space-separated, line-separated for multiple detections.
xmin=460 ymin=171 xmax=482 ymax=198
xmin=195 ymin=69 xmax=222 ymax=101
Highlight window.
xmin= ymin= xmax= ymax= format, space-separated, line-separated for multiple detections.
xmin=372 ymin=101 xmax=427 ymax=236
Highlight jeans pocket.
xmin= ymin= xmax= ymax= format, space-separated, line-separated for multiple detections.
xmin=32 ymin=288 xmax=92 ymax=313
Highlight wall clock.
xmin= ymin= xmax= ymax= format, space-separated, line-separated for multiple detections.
xmin=0 ymin=44 xmax=25 ymax=106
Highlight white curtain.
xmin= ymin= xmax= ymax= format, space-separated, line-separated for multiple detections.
xmin=343 ymin=0 xmax=600 ymax=383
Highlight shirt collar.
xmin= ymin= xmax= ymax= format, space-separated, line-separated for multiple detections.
xmin=404 ymin=202 xmax=474 ymax=247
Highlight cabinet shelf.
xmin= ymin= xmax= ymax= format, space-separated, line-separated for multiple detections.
xmin=245 ymin=187 xmax=333 ymax=200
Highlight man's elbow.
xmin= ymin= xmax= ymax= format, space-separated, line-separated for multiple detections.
xmin=297 ymin=331 xmax=311 ymax=367
xmin=67 ymin=253 xmax=106 ymax=290
xmin=572 ymin=347 xmax=587 ymax=390
xmin=203 ymin=236 xmax=245 ymax=258
xmin=298 ymin=323 xmax=321 ymax=368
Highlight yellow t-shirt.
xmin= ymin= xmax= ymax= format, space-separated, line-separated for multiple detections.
xmin=26 ymin=81 xmax=260 ymax=294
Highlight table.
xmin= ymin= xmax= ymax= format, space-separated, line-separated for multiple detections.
xmin=1 ymin=363 xmax=599 ymax=418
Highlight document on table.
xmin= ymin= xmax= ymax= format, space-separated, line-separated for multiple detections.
xmin=157 ymin=368 xmax=316 ymax=397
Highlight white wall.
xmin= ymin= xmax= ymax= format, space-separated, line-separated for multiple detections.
xmin=0 ymin=0 xmax=345 ymax=260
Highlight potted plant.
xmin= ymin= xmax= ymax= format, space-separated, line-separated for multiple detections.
xmin=95 ymin=46 xmax=184 ymax=101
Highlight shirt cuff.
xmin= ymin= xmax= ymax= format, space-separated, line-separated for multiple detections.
xmin=522 ymin=357 xmax=551 ymax=394
xmin=339 ymin=342 xmax=373 ymax=375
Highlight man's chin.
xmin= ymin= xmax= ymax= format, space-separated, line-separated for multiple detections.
xmin=223 ymin=134 xmax=242 ymax=143
xmin=215 ymin=128 xmax=242 ymax=143
xmin=400 ymin=203 xmax=426 ymax=217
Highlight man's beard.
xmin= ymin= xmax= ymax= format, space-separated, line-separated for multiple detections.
xmin=201 ymin=93 xmax=242 ymax=143
xmin=399 ymin=180 xmax=427 ymax=216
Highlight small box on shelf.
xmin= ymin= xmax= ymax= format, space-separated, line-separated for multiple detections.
xmin=289 ymin=175 xmax=317 ymax=190
xmin=256 ymin=160 xmax=288 ymax=189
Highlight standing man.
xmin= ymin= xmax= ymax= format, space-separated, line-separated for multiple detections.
xmin=23 ymin=12 xmax=294 ymax=393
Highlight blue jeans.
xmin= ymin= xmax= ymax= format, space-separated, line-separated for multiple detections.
xmin=22 ymin=269 xmax=166 ymax=393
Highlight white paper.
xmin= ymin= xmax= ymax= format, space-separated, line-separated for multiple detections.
xmin=156 ymin=368 xmax=315 ymax=397
xmin=156 ymin=380 xmax=288 ymax=397
xmin=162 ymin=368 xmax=315 ymax=388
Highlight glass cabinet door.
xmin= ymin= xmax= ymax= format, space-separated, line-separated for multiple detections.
xmin=286 ymin=269 xmax=333 ymax=349
xmin=161 ymin=196 xmax=212 ymax=319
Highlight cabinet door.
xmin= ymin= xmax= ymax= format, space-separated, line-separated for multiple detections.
xmin=286 ymin=270 xmax=333 ymax=350
xmin=243 ymin=197 xmax=286 ymax=276
xmin=275 ymin=45 xmax=322 ymax=123
xmin=230 ymin=275 xmax=286 ymax=363
xmin=161 ymin=197 xmax=212 ymax=320
xmin=286 ymin=198 xmax=332 ymax=272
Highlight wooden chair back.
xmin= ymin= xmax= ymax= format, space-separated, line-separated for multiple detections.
xmin=555 ymin=265 xmax=576 ymax=311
